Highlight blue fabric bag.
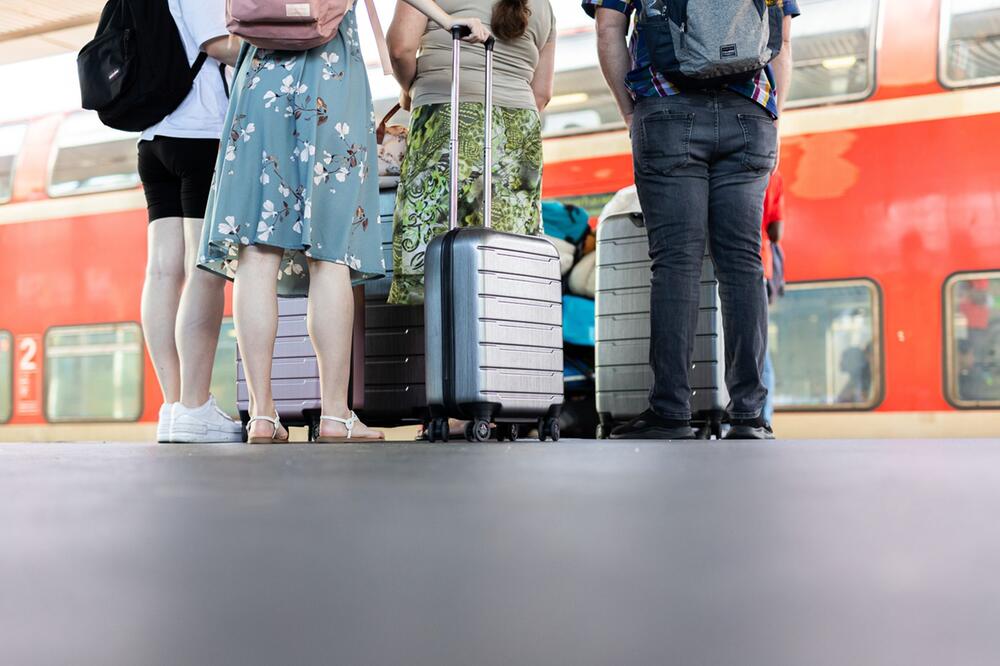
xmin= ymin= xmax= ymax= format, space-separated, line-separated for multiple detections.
xmin=542 ymin=201 xmax=590 ymax=245
xmin=563 ymin=295 xmax=595 ymax=347
xmin=564 ymin=356 xmax=594 ymax=391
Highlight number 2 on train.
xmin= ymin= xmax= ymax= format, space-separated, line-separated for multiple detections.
xmin=14 ymin=335 xmax=42 ymax=417
xmin=19 ymin=337 xmax=37 ymax=372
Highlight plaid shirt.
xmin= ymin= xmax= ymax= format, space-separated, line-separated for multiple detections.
xmin=582 ymin=0 xmax=801 ymax=117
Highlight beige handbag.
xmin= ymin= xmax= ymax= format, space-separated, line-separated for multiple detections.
xmin=377 ymin=104 xmax=408 ymax=180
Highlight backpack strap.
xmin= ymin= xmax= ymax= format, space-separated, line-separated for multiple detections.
xmin=191 ymin=51 xmax=231 ymax=98
xmin=191 ymin=51 xmax=209 ymax=79
xmin=219 ymin=63 xmax=231 ymax=98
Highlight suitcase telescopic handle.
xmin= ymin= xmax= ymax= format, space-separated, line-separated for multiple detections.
xmin=450 ymin=27 xmax=496 ymax=231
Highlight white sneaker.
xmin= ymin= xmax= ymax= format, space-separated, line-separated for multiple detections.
xmin=170 ymin=395 xmax=243 ymax=443
xmin=156 ymin=403 xmax=176 ymax=443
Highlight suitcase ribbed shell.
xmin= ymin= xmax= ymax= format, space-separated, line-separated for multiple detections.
xmin=595 ymin=193 xmax=728 ymax=427
xmin=425 ymin=228 xmax=564 ymax=420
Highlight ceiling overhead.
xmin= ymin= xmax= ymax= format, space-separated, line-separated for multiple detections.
xmin=0 ymin=0 xmax=103 ymax=41
xmin=0 ymin=0 xmax=104 ymax=65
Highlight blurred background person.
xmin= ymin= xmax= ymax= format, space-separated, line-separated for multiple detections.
xmin=960 ymin=279 xmax=994 ymax=360
xmin=838 ymin=344 xmax=873 ymax=404
xmin=956 ymin=338 xmax=999 ymax=401
xmin=762 ymin=171 xmax=787 ymax=425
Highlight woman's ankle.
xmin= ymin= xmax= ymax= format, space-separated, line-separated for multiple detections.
xmin=251 ymin=402 xmax=277 ymax=419
xmin=322 ymin=403 xmax=352 ymax=419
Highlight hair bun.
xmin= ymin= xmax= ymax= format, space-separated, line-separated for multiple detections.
xmin=492 ymin=0 xmax=531 ymax=41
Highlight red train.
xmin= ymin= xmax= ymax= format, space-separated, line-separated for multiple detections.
xmin=1 ymin=0 xmax=998 ymax=440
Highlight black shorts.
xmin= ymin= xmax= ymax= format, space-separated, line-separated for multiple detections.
xmin=137 ymin=136 xmax=220 ymax=222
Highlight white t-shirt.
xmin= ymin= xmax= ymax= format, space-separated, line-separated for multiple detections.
xmin=141 ymin=0 xmax=230 ymax=142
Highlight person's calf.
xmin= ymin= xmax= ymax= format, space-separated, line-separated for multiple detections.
xmin=177 ymin=271 xmax=227 ymax=408
xmin=141 ymin=272 xmax=184 ymax=404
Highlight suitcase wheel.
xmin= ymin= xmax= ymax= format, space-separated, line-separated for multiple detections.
xmin=538 ymin=417 xmax=560 ymax=443
xmin=496 ymin=423 xmax=519 ymax=442
xmin=426 ymin=417 xmax=449 ymax=443
xmin=465 ymin=419 xmax=492 ymax=443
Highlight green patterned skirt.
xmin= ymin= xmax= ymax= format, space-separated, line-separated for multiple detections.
xmin=387 ymin=103 xmax=543 ymax=305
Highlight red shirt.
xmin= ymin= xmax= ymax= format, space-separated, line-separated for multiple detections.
xmin=761 ymin=171 xmax=785 ymax=280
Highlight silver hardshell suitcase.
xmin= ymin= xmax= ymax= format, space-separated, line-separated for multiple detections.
xmin=423 ymin=29 xmax=563 ymax=443
xmin=594 ymin=186 xmax=728 ymax=439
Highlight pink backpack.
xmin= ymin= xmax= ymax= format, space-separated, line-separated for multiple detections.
xmin=227 ymin=0 xmax=391 ymax=71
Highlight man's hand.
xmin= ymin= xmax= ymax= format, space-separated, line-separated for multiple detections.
xmin=773 ymin=126 xmax=781 ymax=173
xmin=767 ymin=221 xmax=784 ymax=244
xmin=625 ymin=112 xmax=634 ymax=132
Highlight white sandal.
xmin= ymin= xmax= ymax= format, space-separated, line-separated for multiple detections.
xmin=247 ymin=414 xmax=290 ymax=444
xmin=316 ymin=411 xmax=384 ymax=442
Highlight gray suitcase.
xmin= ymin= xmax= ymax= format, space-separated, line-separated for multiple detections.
xmin=357 ymin=187 xmax=426 ymax=425
xmin=423 ymin=29 xmax=563 ymax=443
xmin=594 ymin=186 xmax=728 ymax=439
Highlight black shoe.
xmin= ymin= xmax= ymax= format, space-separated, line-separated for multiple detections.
xmin=723 ymin=416 xmax=775 ymax=440
xmin=610 ymin=409 xmax=697 ymax=440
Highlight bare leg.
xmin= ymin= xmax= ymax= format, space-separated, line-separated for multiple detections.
xmin=234 ymin=244 xmax=288 ymax=440
xmin=141 ymin=217 xmax=185 ymax=404
xmin=307 ymin=259 xmax=383 ymax=440
xmin=177 ymin=217 xmax=227 ymax=408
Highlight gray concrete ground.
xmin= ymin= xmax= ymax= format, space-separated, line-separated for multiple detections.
xmin=2 ymin=439 xmax=1000 ymax=666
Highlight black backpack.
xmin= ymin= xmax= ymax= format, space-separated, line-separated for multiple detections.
xmin=77 ymin=0 xmax=211 ymax=132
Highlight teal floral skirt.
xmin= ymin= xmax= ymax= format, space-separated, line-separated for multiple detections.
xmin=199 ymin=9 xmax=384 ymax=297
xmin=387 ymin=103 xmax=543 ymax=305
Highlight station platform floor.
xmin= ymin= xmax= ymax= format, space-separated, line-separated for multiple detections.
xmin=3 ymin=438 xmax=1000 ymax=666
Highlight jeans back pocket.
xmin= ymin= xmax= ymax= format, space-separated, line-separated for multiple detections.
xmin=638 ymin=110 xmax=695 ymax=176
xmin=737 ymin=113 xmax=778 ymax=173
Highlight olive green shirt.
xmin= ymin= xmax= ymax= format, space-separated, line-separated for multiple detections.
xmin=409 ymin=0 xmax=556 ymax=111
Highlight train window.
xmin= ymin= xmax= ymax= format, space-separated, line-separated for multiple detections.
xmin=787 ymin=0 xmax=880 ymax=108
xmin=48 ymin=111 xmax=140 ymax=197
xmin=0 ymin=124 xmax=27 ymax=205
xmin=0 ymin=332 xmax=11 ymax=424
xmin=44 ymin=323 xmax=144 ymax=422
xmin=944 ymin=273 xmax=1000 ymax=407
xmin=769 ymin=280 xmax=882 ymax=410
xmin=541 ymin=29 xmax=622 ymax=136
xmin=210 ymin=319 xmax=239 ymax=418
xmin=941 ymin=0 xmax=1000 ymax=87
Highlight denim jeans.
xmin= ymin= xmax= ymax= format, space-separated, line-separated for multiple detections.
xmin=631 ymin=91 xmax=776 ymax=421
